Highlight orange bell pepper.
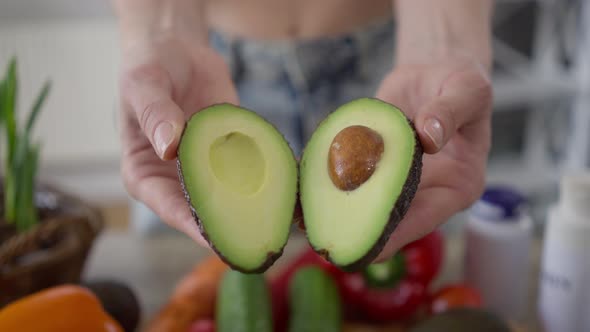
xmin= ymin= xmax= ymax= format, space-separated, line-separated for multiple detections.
xmin=0 ymin=284 xmax=123 ymax=332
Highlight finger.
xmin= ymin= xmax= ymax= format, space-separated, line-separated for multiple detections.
xmin=373 ymin=187 xmax=464 ymax=262
xmin=137 ymin=177 xmax=210 ymax=248
xmin=121 ymin=66 xmax=185 ymax=160
xmin=415 ymin=70 xmax=492 ymax=154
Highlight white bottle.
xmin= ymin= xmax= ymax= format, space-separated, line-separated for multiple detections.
xmin=538 ymin=173 xmax=590 ymax=332
xmin=464 ymin=186 xmax=533 ymax=323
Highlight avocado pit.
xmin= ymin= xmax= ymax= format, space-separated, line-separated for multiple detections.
xmin=328 ymin=125 xmax=384 ymax=191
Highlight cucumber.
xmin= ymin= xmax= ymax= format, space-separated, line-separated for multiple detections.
xmin=216 ymin=270 xmax=272 ymax=332
xmin=288 ymin=266 xmax=342 ymax=332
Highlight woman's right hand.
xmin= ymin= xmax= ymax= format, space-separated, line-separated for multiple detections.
xmin=117 ymin=34 xmax=238 ymax=244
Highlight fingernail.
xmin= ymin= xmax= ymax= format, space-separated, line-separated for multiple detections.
xmin=154 ymin=122 xmax=174 ymax=157
xmin=424 ymin=117 xmax=444 ymax=149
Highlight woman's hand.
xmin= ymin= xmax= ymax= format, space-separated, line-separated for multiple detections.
xmin=118 ymin=34 xmax=238 ymax=245
xmin=374 ymin=54 xmax=493 ymax=260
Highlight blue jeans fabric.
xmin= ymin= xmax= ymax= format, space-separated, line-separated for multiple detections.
xmin=131 ymin=19 xmax=396 ymax=231
xmin=209 ymin=18 xmax=395 ymax=156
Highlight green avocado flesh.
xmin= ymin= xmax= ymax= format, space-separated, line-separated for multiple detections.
xmin=177 ymin=104 xmax=298 ymax=273
xmin=300 ymin=98 xmax=422 ymax=270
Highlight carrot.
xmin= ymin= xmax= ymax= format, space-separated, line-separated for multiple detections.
xmin=145 ymin=255 xmax=228 ymax=332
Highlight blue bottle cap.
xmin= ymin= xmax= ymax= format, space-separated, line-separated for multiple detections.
xmin=470 ymin=186 xmax=527 ymax=222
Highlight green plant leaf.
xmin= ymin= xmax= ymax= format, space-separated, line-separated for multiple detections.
xmin=0 ymin=77 xmax=5 ymax=124
xmin=3 ymin=57 xmax=18 ymax=162
xmin=26 ymin=80 xmax=51 ymax=138
xmin=16 ymin=143 xmax=40 ymax=231
xmin=0 ymin=56 xmax=48 ymax=232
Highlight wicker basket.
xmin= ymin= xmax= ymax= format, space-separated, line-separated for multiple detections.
xmin=0 ymin=184 xmax=103 ymax=307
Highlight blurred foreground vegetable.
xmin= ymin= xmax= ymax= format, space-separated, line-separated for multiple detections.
xmin=427 ymin=284 xmax=483 ymax=315
xmin=338 ymin=230 xmax=444 ymax=322
xmin=0 ymin=285 xmax=122 ymax=332
xmin=146 ymin=255 xmax=228 ymax=332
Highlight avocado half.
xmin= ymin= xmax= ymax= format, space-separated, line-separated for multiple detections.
xmin=300 ymin=98 xmax=423 ymax=271
xmin=177 ymin=103 xmax=298 ymax=273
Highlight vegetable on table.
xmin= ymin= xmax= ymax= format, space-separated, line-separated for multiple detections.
xmin=338 ymin=230 xmax=444 ymax=322
xmin=427 ymin=284 xmax=483 ymax=315
xmin=146 ymin=255 xmax=228 ymax=332
xmin=288 ymin=266 xmax=342 ymax=332
xmin=0 ymin=285 xmax=123 ymax=332
xmin=269 ymin=244 xmax=343 ymax=332
xmin=216 ymin=270 xmax=273 ymax=332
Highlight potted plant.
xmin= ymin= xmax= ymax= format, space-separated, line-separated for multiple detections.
xmin=0 ymin=57 xmax=104 ymax=307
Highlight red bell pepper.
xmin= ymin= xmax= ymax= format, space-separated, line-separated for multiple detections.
xmin=337 ymin=229 xmax=444 ymax=322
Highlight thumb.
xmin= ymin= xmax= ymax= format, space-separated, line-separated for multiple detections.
xmin=123 ymin=68 xmax=185 ymax=160
xmin=415 ymin=70 xmax=492 ymax=154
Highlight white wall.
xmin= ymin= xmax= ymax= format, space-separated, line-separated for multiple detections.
xmin=0 ymin=15 xmax=128 ymax=203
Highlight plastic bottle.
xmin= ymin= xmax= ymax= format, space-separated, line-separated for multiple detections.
xmin=538 ymin=173 xmax=590 ymax=332
xmin=464 ymin=186 xmax=533 ymax=323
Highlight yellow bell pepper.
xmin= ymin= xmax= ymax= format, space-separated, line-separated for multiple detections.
xmin=0 ymin=284 xmax=123 ymax=332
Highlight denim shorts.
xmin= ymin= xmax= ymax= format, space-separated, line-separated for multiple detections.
xmin=131 ymin=19 xmax=396 ymax=231
xmin=209 ymin=18 xmax=395 ymax=156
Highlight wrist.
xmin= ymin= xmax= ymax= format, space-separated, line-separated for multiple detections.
xmin=113 ymin=0 xmax=207 ymax=50
xmin=394 ymin=0 xmax=493 ymax=69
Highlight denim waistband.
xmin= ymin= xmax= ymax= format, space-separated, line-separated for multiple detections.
xmin=208 ymin=18 xmax=395 ymax=89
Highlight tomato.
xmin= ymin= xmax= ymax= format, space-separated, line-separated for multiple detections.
xmin=187 ymin=319 xmax=215 ymax=332
xmin=428 ymin=284 xmax=483 ymax=315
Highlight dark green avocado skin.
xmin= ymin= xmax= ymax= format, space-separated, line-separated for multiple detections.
xmin=409 ymin=308 xmax=512 ymax=332
xmin=175 ymin=104 xmax=297 ymax=274
xmin=310 ymin=98 xmax=424 ymax=272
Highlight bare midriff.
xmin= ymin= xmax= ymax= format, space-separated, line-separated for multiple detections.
xmin=203 ymin=0 xmax=393 ymax=40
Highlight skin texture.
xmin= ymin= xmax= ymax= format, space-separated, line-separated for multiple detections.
xmin=113 ymin=0 xmax=493 ymax=261
xmin=328 ymin=125 xmax=385 ymax=191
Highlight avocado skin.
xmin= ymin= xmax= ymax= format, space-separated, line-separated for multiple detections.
xmin=309 ymin=98 xmax=424 ymax=272
xmin=409 ymin=308 xmax=512 ymax=332
xmin=176 ymin=104 xmax=297 ymax=274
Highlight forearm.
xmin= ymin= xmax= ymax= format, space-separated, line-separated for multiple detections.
xmin=112 ymin=0 xmax=207 ymax=47
xmin=394 ymin=0 xmax=494 ymax=68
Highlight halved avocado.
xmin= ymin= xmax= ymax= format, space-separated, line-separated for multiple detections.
xmin=300 ymin=98 xmax=423 ymax=271
xmin=177 ymin=103 xmax=298 ymax=273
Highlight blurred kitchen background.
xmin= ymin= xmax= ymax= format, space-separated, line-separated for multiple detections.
xmin=0 ymin=0 xmax=588 ymax=329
